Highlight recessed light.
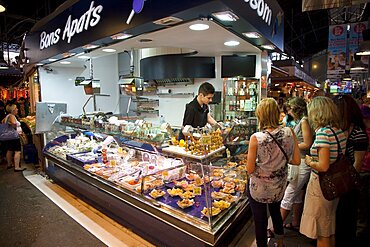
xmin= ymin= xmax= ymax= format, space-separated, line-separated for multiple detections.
xmin=212 ymin=11 xmax=239 ymax=21
xmin=111 ymin=33 xmax=133 ymax=40
xmin=68 ymin=78 xmax=73 ymax=81
xmin=48 ymin=58 xmax=57 ymax=62
xmin=243 ymin=32 xmax=261 ymax=38
xmin=224 ymin=40 xmax=240 ymax=46
xmin=102 ymin=48 xmax=116 ymax=53
xmin=261 ymin=44 xmax=275 ymax=50
xmin=60 ymin=61 xmax=71 ymax=64
xmin=83 ymin=44 xmax=99 ymax=49
xmin=189 ymin=23 xmax=209 ymax=31
xmin=78 ymin=55 xmax=90 ymax=59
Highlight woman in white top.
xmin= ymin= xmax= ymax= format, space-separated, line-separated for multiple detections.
xmin=2 ymin=104 xmax=25 ymax=171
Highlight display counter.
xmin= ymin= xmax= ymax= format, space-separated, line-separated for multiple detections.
xmin=43 ymin=131 xmax=251 ymax=246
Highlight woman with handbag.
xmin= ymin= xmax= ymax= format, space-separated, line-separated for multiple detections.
xmin=2 ymin=104 xmax=25 ymax=172
xmin=280 ymin=97 xmax=313 ymax=231
xmin=247 ymin=98 xmax=301 ymax=247
xmin=332 ymin=95 xmax=368 ymax=247
xmin=300 ymin=96 xmax=347 ymax=247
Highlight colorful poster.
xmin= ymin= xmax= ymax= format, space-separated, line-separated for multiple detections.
xmin=303 ymin=0 xmax=368 ymax=12
xmin=327 ymin=24 xmax=347 ymax=76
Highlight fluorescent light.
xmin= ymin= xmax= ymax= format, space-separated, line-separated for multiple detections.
xmin=212 ymin=11 xmax=239 ymax=21
xmin=356 ymin=51 xmax=370 ymax=56
xmin=0 ymin=66 xmax=8 ymax=69
xmin=48 ymin=58 xmax=57 ymax=62
xmin=83 ymin=44 xmax=99 ymax=49
xmin=261 ymin=44 xmax=275 ymax=50
xmin=243 ymin=32 xmax=261 ymax=38
xmin=224 ymin=40 xmax=240 ymax=46
xmin=36 ymin=63 xmax=43 ymax=66
xmin=78 ymin=55 xmax=90 ymax=59
xmin=102 ymin=48 xmax=116 ymax=53
xmin=60 ymin=61 xmax=71 ymax=64
xmin=111 ymin=33 xmax=132 ymax=40
xmin=189 ymin=23 xmax=209 ymax=31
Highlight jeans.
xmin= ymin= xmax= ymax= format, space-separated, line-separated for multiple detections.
xmin=247 ymin=186 xmax=284 ymax=247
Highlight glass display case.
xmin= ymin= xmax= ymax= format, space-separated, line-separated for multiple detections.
xmin=42 ymin=126 xmax=250 ymax=246
xmin=223 ymin=78 xmax=259 ymax=121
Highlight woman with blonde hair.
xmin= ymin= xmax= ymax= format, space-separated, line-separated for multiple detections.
xmin=300 ymin=96 xmax=347 ymax=247
xmin=2 ymin=104 xmax=25 ymax=171
xmin=247 ymin=98 xmax=300 ymax=247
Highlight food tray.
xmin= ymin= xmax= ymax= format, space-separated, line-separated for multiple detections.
xmin=162 ymin=146 xmax=225 ymax=161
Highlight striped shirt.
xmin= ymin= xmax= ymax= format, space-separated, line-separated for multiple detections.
xmin=345 ymin=125 xmax=368 ymax=164
xmin=310 ymin=127 xmax=347 ymax=166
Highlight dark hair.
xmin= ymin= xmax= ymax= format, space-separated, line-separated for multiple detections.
xmin=332 ymin=95 xmax=366 ymax=131
xmin=198 ymin=82 xmax=215 ymax=95
xmin=288 ymin=97 xmax=308 ymax=119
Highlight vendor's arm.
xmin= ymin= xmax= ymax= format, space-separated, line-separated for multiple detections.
xmin=246 ymin=135 xmax=258 ymax=174
xmin=207 ymin=112 xmax=218 ymax=126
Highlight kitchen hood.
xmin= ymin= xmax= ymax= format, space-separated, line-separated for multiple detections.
xmin=153 ymin=78 xmax=194 ymax=86
xmin=118 ymin=49 xmax=143 ymax=85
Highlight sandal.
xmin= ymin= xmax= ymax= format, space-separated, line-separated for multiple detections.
xmin=267 ymin=228 xmax=275 ymax=238
xmin=283 ymin=223 xmax=300 ymax=232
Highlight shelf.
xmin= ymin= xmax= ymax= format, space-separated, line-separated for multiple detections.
xmin=157 ymin=93 xmax=194 ymax=97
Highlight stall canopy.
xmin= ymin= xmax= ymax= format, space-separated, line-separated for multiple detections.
xmin=25 ymin=0 xmax=284 ymax=64
xmin=271 ymin=60 xmax=319 ymax=89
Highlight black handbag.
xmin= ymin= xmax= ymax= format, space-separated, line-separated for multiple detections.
xmin=318 ymin=128 xmax=361 ymax=201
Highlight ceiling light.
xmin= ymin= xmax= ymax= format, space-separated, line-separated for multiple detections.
xmin=36 ymin=63 xmax=43 ymax=66
xmin=212 ymin=11 xmax=239 ymax=21
xmin=189 ymin=23 xmax=209 ymax=31
xmin=83 ymin=44 xmax=99 ymax=49
xmin=261 ymin=44 xmax=275 ymax=50
xmin=111 ymin=33 xmax=132 ymax=40
xmin=0 ymin=1 xmax=5 ymax=13
xmin=102 ymin=48 xmax=116 ymax=53
xmin=350 ymin=60 xmax=365 ymax=70
xmin=243 ymin=32 xmax=261 ymax=38
xmin=48 ymin=58 xmax=57 ymax=62
xmin=224 ymin=40 xmax=240 ymax=46
xmin=60 ymin=61 xmax=71 ymax=64
xmin=78 ymin=55 xmax=90 ymax=59
xmin=357 ymin=40 xmax=370 ymax=55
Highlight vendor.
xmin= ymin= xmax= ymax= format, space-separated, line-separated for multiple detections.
xmin=179 ymin=82 xmax=218 ymax=141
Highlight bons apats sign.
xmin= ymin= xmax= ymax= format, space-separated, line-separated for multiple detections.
xmin=39 ymin=1 xmax=103 ymax=50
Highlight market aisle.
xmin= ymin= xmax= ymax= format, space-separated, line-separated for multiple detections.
xmin=0 ymin=162 xmax=153 ymax=247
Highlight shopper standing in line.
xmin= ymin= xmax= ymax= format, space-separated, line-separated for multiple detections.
xmin=300 ymin=96 xmax=347 ymax=247
xmin=2 ymin=104 xmax=25 ymax=172
xmin=332 ymin=95 xmax=368 ymax=247
xmin=246 ymin=98 xmax=300 ymax=247
xmin=178 ymin=82 xmax=218 ymax=141
xmin=280 ymin=97 xmax=313 ymax=231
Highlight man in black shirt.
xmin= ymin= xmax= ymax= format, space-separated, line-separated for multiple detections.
xmin=179 ymin=82 xmax=218 ymax=140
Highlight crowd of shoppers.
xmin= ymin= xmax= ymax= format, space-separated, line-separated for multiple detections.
xmin=247 ymin=94 xmax=370 ymax=247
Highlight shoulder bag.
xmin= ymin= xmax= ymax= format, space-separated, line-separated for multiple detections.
xmin=318 ymin=128 xmax=361 ymax=201
xmin=265 ymin=130 xmax=289 ymax=164
xmin=0 ymin=115 xmax=19 ymax=141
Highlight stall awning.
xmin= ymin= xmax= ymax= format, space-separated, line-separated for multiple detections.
xmin=271 ymin=65 xmax=319 ymax=88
